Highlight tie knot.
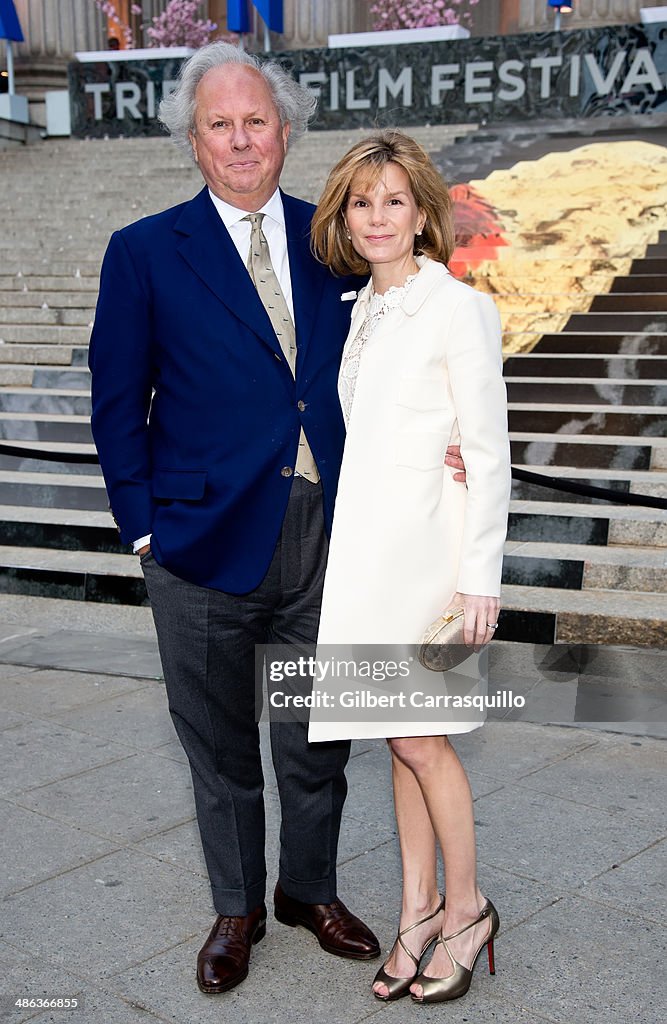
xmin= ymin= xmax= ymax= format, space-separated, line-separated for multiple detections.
xmin=244 ymin=212 xmax=264 ymax=230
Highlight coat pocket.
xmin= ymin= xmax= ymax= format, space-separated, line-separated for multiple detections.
xmin=152 ymin=469 xmax=207 ymax=500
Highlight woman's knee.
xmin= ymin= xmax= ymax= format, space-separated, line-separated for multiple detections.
xmin=389 ymin=735 xmax=446 ymax=774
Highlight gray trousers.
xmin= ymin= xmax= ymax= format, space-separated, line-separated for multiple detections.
xmin=141 ymin=478 xmax=351 ymax=916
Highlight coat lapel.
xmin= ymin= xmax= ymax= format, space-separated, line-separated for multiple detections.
xmin=173 ymin=186 xmax=283 ymax=359
xmin=282 ymin=192 xmax=326 ymax=372
xmin=402 ymin=257 xmax=450 ymax=316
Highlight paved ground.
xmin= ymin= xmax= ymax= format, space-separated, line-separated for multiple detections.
xmin=0 ymin=603 xmax=664 ymax=1024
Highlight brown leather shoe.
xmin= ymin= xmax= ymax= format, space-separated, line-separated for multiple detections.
xmin=273 ymin=883 xmax=380 ymax=960
xmin=196 ymin=904 xmax=267 ymax=994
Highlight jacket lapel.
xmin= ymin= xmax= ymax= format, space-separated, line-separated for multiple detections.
xmin=402 ymin=257 xmax=450 ymax=316
xmin=173 ymin=186 xmax=283 ymax=359
xmin=282 ymin=192 xmax=326 ymax=372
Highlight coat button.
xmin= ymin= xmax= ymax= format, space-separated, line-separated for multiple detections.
xmin=297 ymin=400 xmax=306 ymax=412
xmin=281 ymin=466 xmax=293 ymax=478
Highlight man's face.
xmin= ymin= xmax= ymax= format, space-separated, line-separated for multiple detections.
xmin=189 ymin=64 xmax=290 ymax=212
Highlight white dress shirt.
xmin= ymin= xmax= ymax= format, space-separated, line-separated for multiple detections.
xmin=207 ymin=187 xmax=294 ymax=319
xmin=132 ymin=188 xmax=295 ymax=553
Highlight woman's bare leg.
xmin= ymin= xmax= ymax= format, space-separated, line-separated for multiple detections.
xmin=382 ymin=735 xmax=488 ymax=998
xmin=372 ymin=741 xmax=444 ymax=997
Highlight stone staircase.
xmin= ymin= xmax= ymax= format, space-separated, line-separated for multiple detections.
xmin=0 ymin=126 xmax=665 ymax=645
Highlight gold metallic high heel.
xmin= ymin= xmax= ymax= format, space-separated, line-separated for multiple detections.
xmin=411 ymin=898 xmax=499 ymax=1004
xmin=372 ymin=895 xmax=445 ymax=1002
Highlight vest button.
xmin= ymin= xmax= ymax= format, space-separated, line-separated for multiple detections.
xmin=281 ymin=466 xmax=293 ymax=478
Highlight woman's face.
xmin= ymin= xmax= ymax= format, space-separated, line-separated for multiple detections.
xmin=344 ymin=162 xmax=426 ymax=274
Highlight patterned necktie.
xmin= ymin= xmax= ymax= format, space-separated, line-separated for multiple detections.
xmin=244 ymin=212 xmax=319 ymax=483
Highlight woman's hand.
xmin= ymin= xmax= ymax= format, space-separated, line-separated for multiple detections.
xmin=446 ymin=591 xmax=500 ymax=649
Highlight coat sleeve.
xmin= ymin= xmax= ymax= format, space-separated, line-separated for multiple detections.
xmin=444 ymin=288 xmax=511 ymax=597
xmin=88 ymin=230 xmax=155 ymax=545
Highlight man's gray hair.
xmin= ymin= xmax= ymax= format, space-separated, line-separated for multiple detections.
xmin=158 ymin=41 xmax=316 ymax=155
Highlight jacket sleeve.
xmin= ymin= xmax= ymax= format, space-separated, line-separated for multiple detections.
xmin=88 ymin=230 xmax=155 ymax=545
xmin=445 ymin=289 xmax=511 ymax=597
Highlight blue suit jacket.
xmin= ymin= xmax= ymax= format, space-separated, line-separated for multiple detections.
xmin=89 ymin=186 xmax=364 ymax=593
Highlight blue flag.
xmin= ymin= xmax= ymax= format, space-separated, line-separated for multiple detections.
xmin=227 ymin=0 xmax=283 ymax=35
xmin=0 ymin=0 xmax=24 ymax=42
xmin=254 ymin=0 xmax=283 ymax=34
xmin=227 ymin=0 xmax=250 ymax=33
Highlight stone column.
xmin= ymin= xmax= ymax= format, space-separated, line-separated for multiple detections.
xmin=12 ymin=0 xmax=106 ymax=124
xmin=246 ymin=0 xmax=371 ymax=52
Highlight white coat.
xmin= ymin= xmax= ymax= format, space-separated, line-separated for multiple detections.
xmin=308 ymin=256 xmax=511 ymax=741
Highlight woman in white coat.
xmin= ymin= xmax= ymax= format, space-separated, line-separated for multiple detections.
xmin=309 ymin=132 xmax=511 ymax=1004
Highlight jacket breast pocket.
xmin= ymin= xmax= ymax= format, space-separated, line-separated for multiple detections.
xmin=152 ymin=470 xmax=207 ymax=501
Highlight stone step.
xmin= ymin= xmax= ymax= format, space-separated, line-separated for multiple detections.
xmin=0 ymin=308 xmax=93 ymax=326
xmin=507 ymin=499 xmax=667 ymax=547
xmin=0 ymin=275 xmax=99 ymax=291
xmin=533 ymin=333 xmax=667 ymax=355
xmin=612 ymin=275 xmax=667 ymax=293
xmin=644 ymin=243 xmax=667 ymax=257
xmin=0 ymin=263 xmax=100 ymax=277
xmin=509 ymin=433 xmax=667 ymax=470
xmin=479 ymin=277 xmax=616 ymax=295
xmin=589 ymin=293 xmax=667 ymax=312
xmin=1 ymin=431 xmax=664 ymax=475
xmin=7 ymin=380 xmax=662 ymax=412
xmin=0 ymin=291 xmax=97 ymax=308
xmin=0 ymin=542 xmax=662 ymax=644
xmin=498 ymin=584 xmax=666 ymax=645
xmin=630 ymin=258 xmax=667 ymax=274
xmin=0 ymin=505 xmax=119 ymax=552
xmin=32 ymin=366 xmax=91 ymax=390
xmin=0 ymin=412 xmax=92 ymax=443
xmin=503 ymin=354 xmax=667 ymax=379
xmin=0 ymin=539 xmax=663 ymax=608
xmin=507 ymin=403 xmax=665 ymax=436
xmin=563 ymin=313 xmax=667 ymax=333
xmin=0 ymin=471 xmax=107 ymax=511
xmin=0 ymin=345 xmax=74 ymax=366
xmin=0 ymin=446 xmax=100 ymax=475
xmin=0 ymin=389 xmax=92 ymax=415
xmin=0 ymin=324 xmax=91 ymax=344
xmin=503 ymin=541 xmax=667 ymax=593
xmin=0 ymin=545 xmax=146 ymax=606
xmin=71 ymin=347 xmax=89 ymax=367
xmin=510 ymin=465 xmax=667 ymax=504
xmin=0 ymin=365 xmax=34 ymax=386
xmin=504 ymin=378 xmax=667 ymax=406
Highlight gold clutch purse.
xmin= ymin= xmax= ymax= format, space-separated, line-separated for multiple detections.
xmin=416 ymin=606 xmax=470 ymax=672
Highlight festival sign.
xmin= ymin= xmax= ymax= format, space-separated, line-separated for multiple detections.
xmin=68 ymin=21 xmax=667 ymax=138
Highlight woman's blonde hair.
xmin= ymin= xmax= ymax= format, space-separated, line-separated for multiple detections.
xmin=311 ymin=130 xmax=455 ymax=277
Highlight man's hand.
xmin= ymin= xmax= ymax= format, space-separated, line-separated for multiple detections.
xmin=445 ymin=444 xmax=466 ymax=483
xmin=136 ymin=544 xmax=151 ymax=557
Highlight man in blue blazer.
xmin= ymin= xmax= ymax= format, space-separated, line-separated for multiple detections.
xmin=89 ymin=43 xmax=380 ymax=994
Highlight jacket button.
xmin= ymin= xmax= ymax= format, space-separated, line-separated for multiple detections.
xmin=297 ymin=400 xmax=306 ymax=412
xmin=281 ymin=466 xmax=293 ymax=478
